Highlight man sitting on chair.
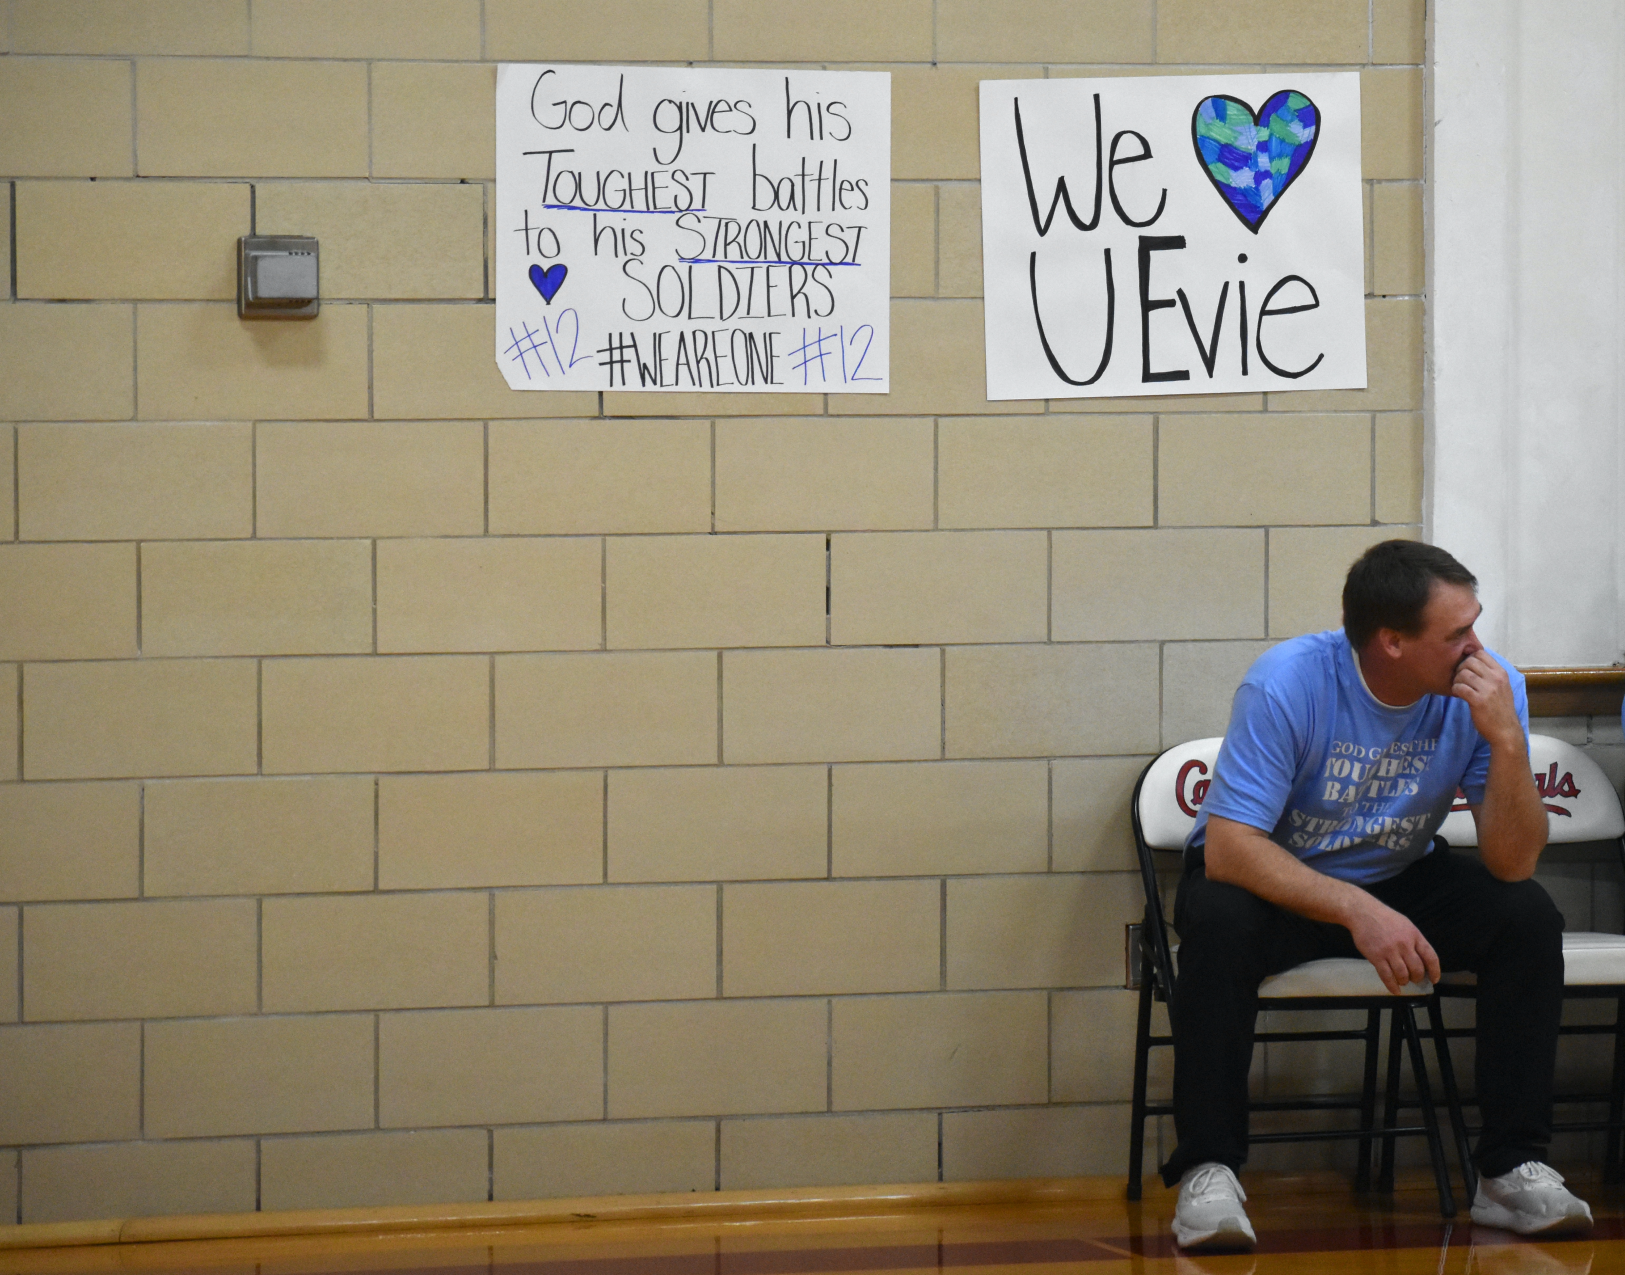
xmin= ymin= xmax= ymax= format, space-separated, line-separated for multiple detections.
xmin=1165 ymin=539 xmax=1592 ymax=1250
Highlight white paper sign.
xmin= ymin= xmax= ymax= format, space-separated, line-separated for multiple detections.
xmin=979 ymin=72 xmax=1365 ymax=400
xmin=496 ymin=64 xmax=890 ymax=394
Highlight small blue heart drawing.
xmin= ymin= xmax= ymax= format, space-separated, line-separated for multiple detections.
xmin=529 ymin=262 xmax=568 ymax=303
xmin=1192 ymin=91 xmax=1319 ymax=233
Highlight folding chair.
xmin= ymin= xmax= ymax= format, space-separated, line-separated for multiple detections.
xmin=1127 ymin=738 xmax=1466 ymax=1215
xmin=1428 ymin=732 xmax=1625 ymax=1196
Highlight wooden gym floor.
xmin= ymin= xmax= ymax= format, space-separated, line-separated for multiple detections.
xmin=0 ymin=1171 xmax=1619 ymax=1275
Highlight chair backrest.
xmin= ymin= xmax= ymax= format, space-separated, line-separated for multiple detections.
xmin=1435 ymin=732 xmax=1625 ymax=847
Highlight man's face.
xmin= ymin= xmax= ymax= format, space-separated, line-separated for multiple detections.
xmin=1395 ymin=580 xmax=1483 ymax=696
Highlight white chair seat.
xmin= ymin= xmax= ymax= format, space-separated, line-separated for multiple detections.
xmin=1435 ymin=932 xmax=1625 ymax=988
xmin=1259 ymin=956 xmax=1432 ymax=999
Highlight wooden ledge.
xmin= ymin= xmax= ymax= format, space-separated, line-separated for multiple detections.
xmin=1522 ymin=666 xmax=1625 ymax=718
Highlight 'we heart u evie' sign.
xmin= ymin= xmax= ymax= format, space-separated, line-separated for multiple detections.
xmin=978 ymin=73 xmax=1365 ymax=400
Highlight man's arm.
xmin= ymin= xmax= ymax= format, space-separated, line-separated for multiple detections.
xmin=1455 ymin=651 xmax=1546 ymax=880
xmin=1204 ymin=813 xmax=1441 ymax=994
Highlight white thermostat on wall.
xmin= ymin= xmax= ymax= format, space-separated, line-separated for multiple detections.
xmin=237 ymin=235 xmax=320 ymax=319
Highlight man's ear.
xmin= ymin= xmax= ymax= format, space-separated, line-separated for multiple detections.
xmin=1373 ymin=627 xmax=1406 ymax=661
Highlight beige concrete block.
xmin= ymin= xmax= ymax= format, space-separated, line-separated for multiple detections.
xmin=715 ymin=0 xmax=930 ymax=60
xmin=496 ymin=1122 xmax=716 ymax=1200
xmin=20 ymin=1139 xmax=256 ymax=1224
xmin=143 ymin=540 xmax=372 ymax=657
xmin=608 ymin=765 xmax=827 ymax=883
xmin=0 ymin=202 xmax=9 ymax=300
xmin=496 ymin=651 xmax=716 ymax=769
xmin=377 ymin=538 xmax=601 ymax=655
xmin=936 ymin=184 xmax=982 ymax=299
xmin=1160 ymin=415 xmax=1371 ymax=527
xmin=0 ymin=667 xmax=14 ymax=782
xmin=1270 ymin=524 xmax=1417 ymax=639
xmin=261 ymin=655 xmax=490 ymax=775
xmin=944 ymin=644 xmax=1159 ymax=759
xmin=263 ymin=892 xmax=488 ymax=1013
xmin=609 ymin=999 xmax=826 ymax=1118
xmin=608 ymin=535 xmax=826 ymax=650
xmin=723 ymin=648 xmax=941 ymax=765
xmin=938 ymin=0 xmax=1152 ymax=62
xmin=0 ymin=910 xmax=17 ymax=1022
xmin=0 ymin=59 xmax=133 ymax=177
xmin=1372 ymin=183 xmax=1423 ymax=296
xmin=0 ymin=544 xmax=137 ymax=661
xmin=1375 ymin=412 xmax=1423 ymax=525
xmin=253 ymin=0 xmax=480 ymax=57
xmin=137 ymin=59 xmax=367 ymax=177
xmin=138 ymin=303 xmax=369 ymax=421
xmin=1052 ymin=756 xmax=1150 ymax=874
xmin=18 ymin=423 xmax=252 ymax=541
xmin=831 ymin=531 xmax=1047 ymax=645
xmin=1051 ymin=529 xmax=1265 ymax=642
xmin=24 ymin=899 xmax=256 ymax=1021
xmin=486 ymin=0 xmax=709 ymax=59
xmin=0 ymin=429 xmax=10 ymax=539
xmin=1363 ymin=181 xmax=1374 ymax=296
xmin=0 ymin=1151 xmax=12 ymax=1224
xmin=715 ymin=418 xmax=934 ymax=533
xmin=372 ymin=62 xmax=496 ymax=180
xmin=892 ymin=184 xmax=935 ymax=298
xmin=947 ymin=873 xmax=1139 ymax=990
xmin=1162 ymin=638 xmax=1274 ymax=747
xmin=1374 ymin=0 xmax=1425 ymax=64
xmin=1053 ymin=988 xmax=1164 ymax=1102
xmin=722 ymin=1112 xmax=938 ymax=1189
xmin=497 ymin=885 xmax=716 ymax=1004
xmin=145 ymin=1015 xmax=374 ymax=1138
xmin=0 ymin=1023 xmax=141 ymax=1143
xmin=894 ymin=67 xmax=1040 ymax=182
xmin=832 ymin=992 xmax=1046 ymax=1110
xmin=381 ymin=772 xmax=602 ymax=891
xmin=601 ymin=391 xmax=824 ymax=417
xmin=13 ymin=2 xmax=247 ymax=54
xmin=375 ymin=304 xmax=597 ymax=420
xmin=0 ymin=304 xmax=133 ymax=421
xmin=16 ymin=182 xmax=247 ymax=301
xmin=1363 ymin=69 xmax=1423 ymax=181
xmin=1270 ymin=299 xmax=1422 ymax=413
xmin=724 ymin=880 xmax=938 ymax=997
xmin=1158 ymin=0 xmax=1366 ymax=62
xmin=833 ymin=299 xmax=1037 ymax=416
xmin=261 ymin=1129 xmax=488 ymax=1213
xmin=24 ymin=659 xmax=257 ymax=781
xmin=938 ymin=416 xmax=1153 ymax=530
xmin=942 ymin=1104 xmax=1130 ymax=1179
xmin=0 ymin=783 xmax=139 ymax=902
xmin=490 ymin=420 xmax=711 ymax=536
xmin=832 ymin=760 xmax=1047 ymax=877
xmin=379 ymin=1006 xmax=602 ymax=1127
xmin=257 ymin=421 xmax=482 ymax=538
xmin=145 ymin=777 xmax=374 ymax=897
xmin=257 ymin=183 xmax=484 ymax=301
xmin=1053 ymin=391 xmax=1265 ymax=412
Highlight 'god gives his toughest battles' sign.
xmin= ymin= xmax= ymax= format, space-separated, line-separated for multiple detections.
xmin=496 ymin=65 xmax=890 ymax=394
xmin=978 ymin=72 xmax=1365 ymax=401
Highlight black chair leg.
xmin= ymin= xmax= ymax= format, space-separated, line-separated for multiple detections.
xmin=1127 ymin=972 xmax=1155 ymax=1200
xmin=1607 ymin=993 xmax=1625 ymax=1184
xmin=1399 ymin=1001 xmax=1456 ymax=1217
xmin=1355 ymin=1007 xmax=1381 ymax=1190
xmin=1379 ymin=1007 xmax=1404 ymax=1191
xmin=1424 ymin=995 xmax=1475 ymax=1203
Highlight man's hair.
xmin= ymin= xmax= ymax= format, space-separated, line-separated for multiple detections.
xmin=1342 ymin=540 xmax=1478 ymax=649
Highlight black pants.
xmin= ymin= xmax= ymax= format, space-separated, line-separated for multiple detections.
xmin=1159 ymin=846 xmax=1564 ymax=1187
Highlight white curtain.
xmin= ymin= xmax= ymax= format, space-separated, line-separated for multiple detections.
xmin=1431 ymin=0 xmax=1625 ymax=667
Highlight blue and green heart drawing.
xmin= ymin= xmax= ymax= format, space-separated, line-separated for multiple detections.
xmin=1192 ymin=90 xmax=1318 ymax=233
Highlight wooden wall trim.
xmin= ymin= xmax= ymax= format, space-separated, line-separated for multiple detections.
xmin=1521 ymin=666 xmax=1625 ymax=719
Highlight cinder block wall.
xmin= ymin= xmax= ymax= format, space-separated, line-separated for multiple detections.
xmin=0 ymin=0 xmax=1431 ymax=1225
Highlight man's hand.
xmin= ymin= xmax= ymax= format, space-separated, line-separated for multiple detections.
xmin=1344 ymin=894 xmax=1441 ymax=994
xmin=1451 ymin=650 xmax=1523 ymax=749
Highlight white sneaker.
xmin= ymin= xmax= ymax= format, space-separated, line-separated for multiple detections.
xmin=1470 ymin=1162 xmax=1593 ymax=1237
xmin=1172 ymin=1162 xmax=1256 ymax=1252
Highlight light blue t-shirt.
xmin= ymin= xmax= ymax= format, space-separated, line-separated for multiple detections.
xmin=1189 ymin=629 xmax=1528 ymax=885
